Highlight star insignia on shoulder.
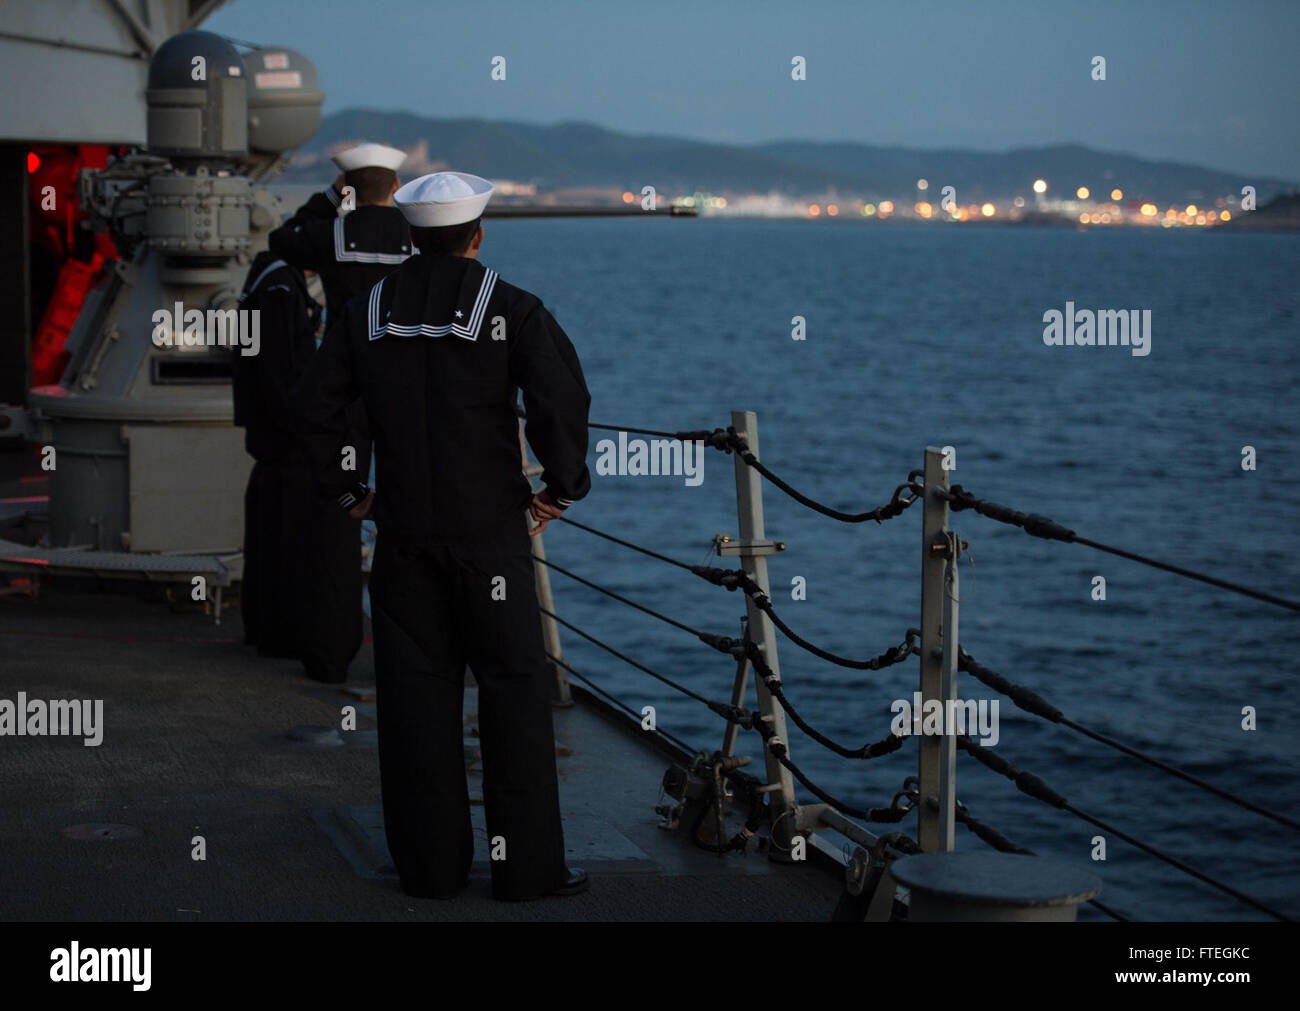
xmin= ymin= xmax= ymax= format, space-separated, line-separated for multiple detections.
xmin=454 ymin=309 xmax=464 ymax=318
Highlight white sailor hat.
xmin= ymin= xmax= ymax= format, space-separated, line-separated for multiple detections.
xmin=394 ymin=171 xmax=494 ymax=227
xmin=331 ymin=143 xmax=407 ymax=172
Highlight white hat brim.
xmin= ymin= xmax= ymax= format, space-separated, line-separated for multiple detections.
xmin=395 ymin=172 xmax=495 ymax=227
xmin=331 ymin=143 xmax=407 ymax=172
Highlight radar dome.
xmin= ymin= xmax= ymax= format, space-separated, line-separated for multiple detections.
xmin=145 ymin=31 xmax=248 ymax=158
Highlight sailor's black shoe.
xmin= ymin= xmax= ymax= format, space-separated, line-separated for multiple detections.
xmin=546 ymin=867 xmax=588 ymax=897
xmin=495 ymin=866 xmax=589 ymax=901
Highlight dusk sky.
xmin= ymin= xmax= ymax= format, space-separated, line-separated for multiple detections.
xmin=205 ymin=0 xmax=1300 ymax=180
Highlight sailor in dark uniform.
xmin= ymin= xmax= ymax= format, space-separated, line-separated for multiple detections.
xmin=231 ymin=251 xmax=320 ymax=657
xmin=265 ymin=142 xmax=411 ymax=682
xmin=268 ymin=143 xmax=413 ymax=324
xmin=292 ymin=171 xmax=592 ymax=901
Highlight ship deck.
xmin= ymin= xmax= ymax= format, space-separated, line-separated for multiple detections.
xmin=0 ymin=584 xmax=846 ymax=922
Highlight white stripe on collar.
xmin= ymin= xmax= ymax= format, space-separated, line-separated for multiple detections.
xmin=367 ymin=268 xmax=498 ymax=342
xmin=334 ymin=217 xmax=411 ymax=265
xmin=239 ymin=259 xmax=289 ymax=302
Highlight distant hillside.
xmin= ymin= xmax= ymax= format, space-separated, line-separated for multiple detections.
xmin=281 ymin=110 xmax=1297 ymax=206
xmin=1220 ymin=191 xmax=1300 ymax=230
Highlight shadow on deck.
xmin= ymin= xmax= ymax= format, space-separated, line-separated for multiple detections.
xmin=0 ymin=585 xmax=845 ymax=921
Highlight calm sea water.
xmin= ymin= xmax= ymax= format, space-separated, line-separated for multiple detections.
xmin=392 ymin=217 xmax=1300 ymax=921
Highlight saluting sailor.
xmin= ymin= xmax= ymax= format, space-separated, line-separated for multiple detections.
xmin=268 ymin=142 xmax=413 ymax=323
xmin=292 ymin=171 xmax=592 ymax=901
xmin=265 ymin=142 xmax=410 ymax=682
xmin=232 ymin=251 xmax=359 ymax=683
xmin=232 ymin=251 xmax=320 ymax=658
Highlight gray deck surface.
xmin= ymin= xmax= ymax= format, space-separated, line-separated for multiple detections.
xmin=0 ymin=586 xmax=845 ymax=922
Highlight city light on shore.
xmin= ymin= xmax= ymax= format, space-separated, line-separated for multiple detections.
xmin=675 ymin=185 xmax=1246 ymax=228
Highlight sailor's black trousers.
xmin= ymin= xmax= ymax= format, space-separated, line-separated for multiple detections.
xmin=368 ymin=514 xmax=568 ymax=900
xmin=240 ymin=456 xmax=363 ymax=680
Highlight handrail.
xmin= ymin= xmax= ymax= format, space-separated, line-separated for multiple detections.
xmin=526 ymin=416 xmax=1298 ymax=920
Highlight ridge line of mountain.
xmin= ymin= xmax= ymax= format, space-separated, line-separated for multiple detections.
xmin=281 ymin=110 xmax=1297 ymax=204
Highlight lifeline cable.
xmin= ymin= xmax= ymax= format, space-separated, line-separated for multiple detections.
xmin=590 ymin=421 xmax=684 ymax=439
xmin=959 ymin=647 xmax=1300 ymax=835
xmin=547 ymin=651 xmax=770 ymax=854
xmin=682 ymin=426 xmax=923 ymax=524
xmin=954 ymin=804 xmax=1034 ymax=855
xmin=514 ymin=407 xmax=686 ymax=441
xmin=540 ymin=608 xmax=768 ymax=738
xmin=693 ymin=563 xmax=919 ymax=671
xmin=542 ymin=584 xmax=902 ymax=763
xmin=551 ymin=515 xmax=920 ymax=672
xmin=956 ymin=735 xmax=1293 ymax=921
xmin=724 ymin=697 xmax=912 ymax=824
xmin=546 ymin=650 xmax=699 ymax=755
xmin=739 ymin=634 xmax=907 ymax=761
xmin=536 ymin=555 xmax=915 ymax=759
xmin=539 ymin=605 xmax=713 ymax=706
xmin=940 ymin=485 xmax=1300 ymax=613
xmin=952 ymin=802 xmax=1129 ymax=922
xmin=541 ymin=607 xmax=907 ymax=828
xmin=555 ymin=514 xmax=697 ymax=572
xmin=760 ymin=733 xmax=909 ymax=823
xmin=533 ymin=556 xmax=705 ymax=639
xmin=536 ymin=432 xmax=1294 ymax=907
